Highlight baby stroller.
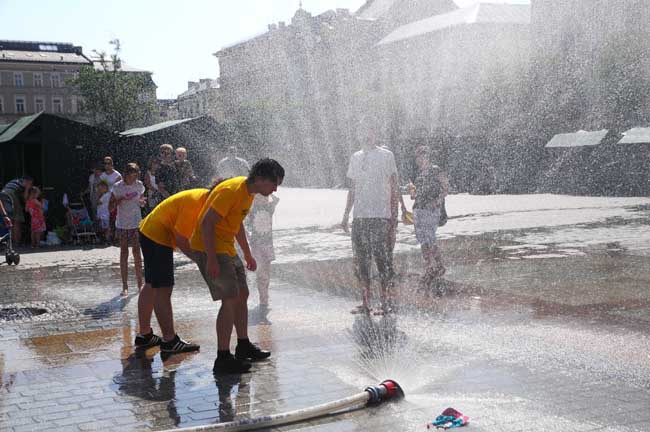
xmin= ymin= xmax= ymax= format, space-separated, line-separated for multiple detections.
xmin=0 ymin=191 xmax=20 ymax=265
xmin=66 ymin=202 xmax=99 ymax=245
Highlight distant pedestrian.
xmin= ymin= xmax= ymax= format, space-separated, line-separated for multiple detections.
xmin=341 ymin=122 xmax=399 ymax=315
xmin=96 ymin=181 xmax=111 ymax=241
xmin=88 ymin=164 xmax=104 ymax=221
xmin=110 ymin=163 xmax=146 ymax=297
xmin=100 ymin=156 xmax=122 ymax=190
xmin=26 ymin=186 xmax=46 ymax=248
xmin=144 ymin=157 xmax=162 ymax=212
xmin=408 ymin=146 xmax=449 ymax=290
xmin=157 ymin=144 xmax=179 ymax=199
xmin=1 ymin=175 xmax=33 ymax=245
xmin=248 ymin=192 xmax=280 ymax=316
xmin=217 ymin=146 xmax=250 ymax=179
xmin=175 ymin=146 xmax=197 ymax=190
xmin=191 ymin=159 xmax=284 ymax=374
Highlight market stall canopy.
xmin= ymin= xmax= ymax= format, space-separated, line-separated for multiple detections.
xmin=119 ymin=117 xmax=197 ymax=137
xmin=617 ymin=127 xmax=650 ymax=145
xmin=545 ymin=129 xmax=609 ymax=148
xmin=0 ymin=112 xmax=42 ymax=143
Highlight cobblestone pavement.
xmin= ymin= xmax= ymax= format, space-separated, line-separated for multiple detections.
xmin=3 ymin=215 xmax=650 ymax=431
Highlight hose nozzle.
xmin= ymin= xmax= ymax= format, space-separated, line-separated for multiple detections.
xmin=365 ymin=379 xmax=405 ymax=405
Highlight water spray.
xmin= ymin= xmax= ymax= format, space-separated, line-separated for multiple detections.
xmin=165 ymin=379 xmax=404 ymax=432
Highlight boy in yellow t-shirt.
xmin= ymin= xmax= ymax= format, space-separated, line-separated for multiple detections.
xmin=191 ymin=158 xmax=284 ymax=374
xmin=135 ymin=188 xmax=212 ymax=355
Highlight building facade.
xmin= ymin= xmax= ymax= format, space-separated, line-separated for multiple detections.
xmin=0 ymin=40 xmax=89 ymax=124
xmin=529 ymin=0 xmax=650 ymax=134
xmin=216 ymin=7 xmax=380 ymax=186
xmin=177 ymin=79 xmax=224 ymax=121
xmin=0 ymin=40 xmax=157 ymax=129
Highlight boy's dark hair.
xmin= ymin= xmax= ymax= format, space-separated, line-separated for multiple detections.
xmin=22 ymin=175 xmax=33 ymax=182
xmin=248 ymin=158 xmax=284 ymax=183
xmin=125 ymin=162 xmax=140 ymax=175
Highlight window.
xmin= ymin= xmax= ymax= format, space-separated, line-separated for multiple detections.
xmin=77 ymin=98 xmax=84 ymax=113
xmin=34 ymin=73 xmax=43 ymax=87
xmin=51 ymin=73 xmax=60 ymax=88
xmin=15 ymin=96 xmax=26 ymax=113
xmin=70 ymin=97 xmax=77 ymax=114
xmin=14 ymin=72 xmax=24 ymax=87
xmin=52 ymin=97 xmax=63 ymax=113
xmin=35 ymin=97 xmax=45 ymax=112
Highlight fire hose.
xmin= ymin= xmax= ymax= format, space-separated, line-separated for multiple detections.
xmin=164 ymin=379 xmax=404 ymax=432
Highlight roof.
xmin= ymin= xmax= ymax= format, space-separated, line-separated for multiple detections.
xmin=178 ymin=79 xmax=219 ymax=99
xmin=0 ymin=124 xmax=9 ymax=134
xmin=0 ymin=49 xmax=91 ymax=65
xmin=90 ymin=58 xmax=152 ymax=74
xmin=545 ymin=129 xmax=609 ymax=148
xmin=119 ymin=117 xmax=198 ymax=137
xmin=0 ymin=112 xmax=43 ymax=144
xmin=618 ymin=127 xmax=650 ymax=145
xmin=378 ymin=2 xmax=530 ymax=45
xmin=356 ymin=0 xmax=457 ymax=24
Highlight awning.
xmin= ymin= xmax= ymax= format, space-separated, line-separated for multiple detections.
xmin=545 ymin=129 xmax=609 ymax=148
xmin=119 ymin=117 xmax=198 ymax=137
xmin=617 ymin=127 xmax=650 ymax=145
xmin=0 ymin=112 xmax=42 ymax=143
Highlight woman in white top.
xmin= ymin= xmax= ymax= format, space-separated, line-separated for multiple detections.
xmin=100 ymin=156 xmax=122 ymax=190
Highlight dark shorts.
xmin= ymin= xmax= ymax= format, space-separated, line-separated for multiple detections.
xmin=195 ymin=252 xmax=247 ymax=301
xmin=351 ymin=218 xmax=394 ymax=288
xmin=139 ymin=231 xmax=174 ymax=288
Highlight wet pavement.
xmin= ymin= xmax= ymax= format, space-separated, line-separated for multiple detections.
xmin=2 ymin=192 xmax=650 ymax=431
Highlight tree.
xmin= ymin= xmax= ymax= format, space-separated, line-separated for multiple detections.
xmin=72 ymin=39 xmax=155 ymax=132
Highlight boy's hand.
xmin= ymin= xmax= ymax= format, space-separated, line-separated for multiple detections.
xmin=244 ymin=254 xmax=257 ymax=272
xmin=206 ymin=255 xmax=220 ymax=279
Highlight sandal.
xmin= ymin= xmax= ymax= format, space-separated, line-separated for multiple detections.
xmin=120 ymin=288 xmax=129 ymax=297
xmin=350 ymin=304 xmax=372 ymax=315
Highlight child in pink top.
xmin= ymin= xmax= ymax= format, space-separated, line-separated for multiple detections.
xmin=26 ymin=186 xmax=46 ymax=248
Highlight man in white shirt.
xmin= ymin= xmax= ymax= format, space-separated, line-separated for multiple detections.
xmin=341 ymin=125 xmax=399 ymax=315
xmin=217 ymin=146 xmax=250 ymax=179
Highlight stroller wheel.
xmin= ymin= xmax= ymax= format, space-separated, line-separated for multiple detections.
xmin=5 ymin=254 xmax=10 ymax=265
xmin=11 ymin=253 xmax=20 ymax=265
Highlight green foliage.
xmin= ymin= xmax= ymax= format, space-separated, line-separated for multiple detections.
xmin=72 ymin=40 xmax=156 ymax=132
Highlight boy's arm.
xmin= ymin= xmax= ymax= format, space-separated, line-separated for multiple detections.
xmin=341 ymin=183 xmax=354 ymax=232
xmin=174 ymin=233 xmax=196 ymax=261
xmin=200 ymin=208 xmax=221 ymax=278
xmin=236 ymin=223 xmax=256 ymax=271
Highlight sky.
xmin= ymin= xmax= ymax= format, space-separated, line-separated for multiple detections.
xmin=0 ymin=0 xmax=528 ymax=99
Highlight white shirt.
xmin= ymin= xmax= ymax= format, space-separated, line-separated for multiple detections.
xmin=112 ymin=180 xmax=145 ymax=229
xmin=346 ymin=146 xmax=398 ymax=219
xmin=217 ymin=157 xmax=250 ymax=179
xmin=100 ymin=170 xmax=122 ymax=190
xmin=97 ymin=192 xmax=111 ymax=221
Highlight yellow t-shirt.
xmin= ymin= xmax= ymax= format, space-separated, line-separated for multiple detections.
xmin=139 ymin=189 xmax=209 ymax=248
xmin=190 ymin=176 xmax=254 ymax=256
